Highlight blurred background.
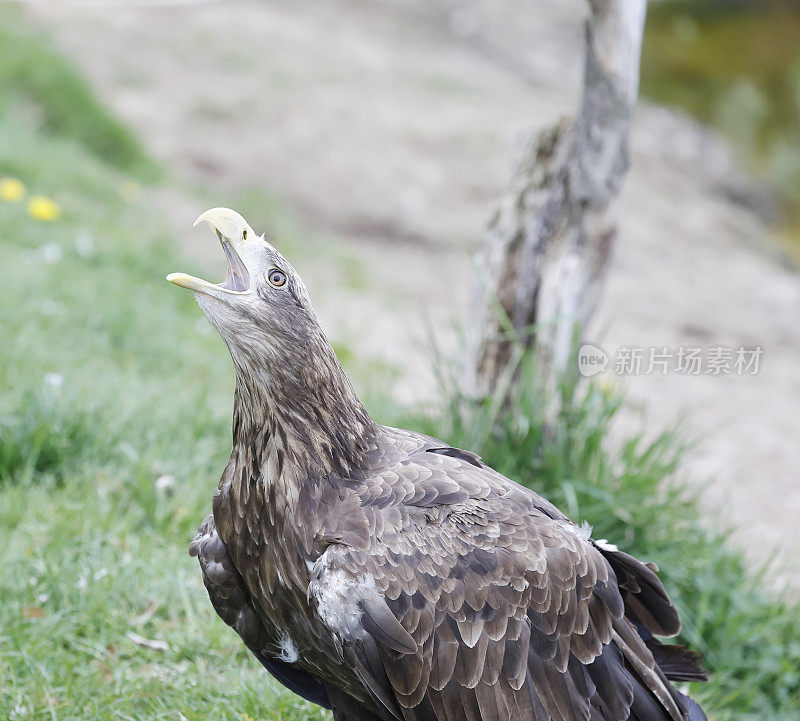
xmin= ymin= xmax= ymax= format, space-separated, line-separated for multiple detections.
xmin=1 ymin=0 xmax=799 ymax=719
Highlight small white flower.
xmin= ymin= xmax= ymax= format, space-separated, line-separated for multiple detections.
xmin=40 ymin=242 xmax=63 ymax=264
xmin=38 ymin=593 xmax=49 ymax=604
xmin=155 ymin=474 xmax=176 ymax=495
xmin=10 ymin=703 xmax=30 ymax=719
xmin=94 ymin=567 xmax=108 ymax=581
xmin=44 ymin=373 xmax=63 ymax=389
xmin=76 ymin=576 xmax=88 ymax=590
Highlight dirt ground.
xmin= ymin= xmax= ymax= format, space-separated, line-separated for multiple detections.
xmin=26 ymin=0 xmax=800 ymax=585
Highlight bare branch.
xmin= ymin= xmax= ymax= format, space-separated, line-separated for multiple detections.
xmin=466 ymin=0 xmax=646 ymax=398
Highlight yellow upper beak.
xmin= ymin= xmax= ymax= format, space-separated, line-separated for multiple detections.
xmin=167 ymin=208 xmax=252 ymax=296
xmin=192 ymin=207 xmax=248 ymax=237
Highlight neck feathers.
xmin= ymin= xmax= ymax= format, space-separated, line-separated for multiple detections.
xmin=226 ymin=335 xmax=376 ymax=556
xmin=230 ymin=330 xmax=376 ymax=481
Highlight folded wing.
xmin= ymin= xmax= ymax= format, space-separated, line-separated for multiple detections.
xmin=309 ymin=448 xmax=701 ymax=721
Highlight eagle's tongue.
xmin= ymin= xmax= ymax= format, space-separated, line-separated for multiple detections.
xmin=220 ymin=241 xmax=249 ymax=292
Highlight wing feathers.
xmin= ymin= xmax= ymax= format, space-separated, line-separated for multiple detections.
xmin=430 ymin=620 xmax=459 ymax=691
xmin=303 ymin=438 xmax=702 ymax=721
xmin=586 ymin=643 xmax=633 ymax=720
xmin=599 ymin=548 xmax=680 ymax=638
xmin=361 ymin=597 xmax=418 ymax=654
xmin=351 ymin=641 xmax=404 ymax=721
xmin=611 ymin=622 xmax=683 ymax=721
xmin=453 ymin=624 xmax=489 ymax=688
xmin=474 ymin=679 xmax=510 ymax=721
xmin=313 ymin=538 xmax=696 ymax=721
xmin=458 ymin=682 xmax=484 ymax=721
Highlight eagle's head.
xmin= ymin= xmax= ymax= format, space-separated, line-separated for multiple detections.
xmin=167 ymin=207 xmax=374 ymax=470
xmin=167 ymin=207 xmax=321 ymax=366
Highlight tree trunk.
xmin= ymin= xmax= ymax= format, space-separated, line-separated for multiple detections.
xmin=466 ymin=0 xmax=646 ymax=398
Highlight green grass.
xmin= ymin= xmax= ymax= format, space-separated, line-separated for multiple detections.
xmin=1 ymin=9 xmax=799 ymax=721
xmin=0 ymin=5 xmax=156 ymax=178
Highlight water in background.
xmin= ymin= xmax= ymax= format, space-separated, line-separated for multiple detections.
xmin=642 ymin=0 xmax=800 ymax=258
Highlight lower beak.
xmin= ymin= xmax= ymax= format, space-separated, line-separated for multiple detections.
xmin=165 ymin=271 xmax=219 ymax=294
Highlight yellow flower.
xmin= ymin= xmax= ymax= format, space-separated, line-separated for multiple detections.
xmin=119 ymin=181 xmax=141 ymax=203
xmin=28 ymin=196 xmax=61 ymax=222
xmin=0 ymin=177 xmax=25 ymax=203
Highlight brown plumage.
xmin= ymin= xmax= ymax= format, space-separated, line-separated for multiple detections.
xmin=170 ymin=208 xmax=707 ymax=721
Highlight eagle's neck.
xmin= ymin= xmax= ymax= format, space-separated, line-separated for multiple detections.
xmin=229 ymin=331 xmax=377 ymax=484
xmin=223 ymin=333 xmax=377 ymax=566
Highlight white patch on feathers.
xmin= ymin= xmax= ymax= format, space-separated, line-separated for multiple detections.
xmin=557 ymin=520 xmax=619 ymax=551
xmin=595 ymin=538 xmax=619 ymax=552
xmin=558 ymin=519 xmax=593 ymax=542
xmin=275 ymin=630 xmax=300 ymax=663
xmin=308 ymin=555 xmax=377 ymax=643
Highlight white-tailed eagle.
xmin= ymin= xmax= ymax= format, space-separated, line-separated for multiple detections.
xmin=168 ymin=208 xmax=707 ymax=721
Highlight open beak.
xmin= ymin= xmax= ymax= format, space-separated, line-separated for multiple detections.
xmin=167 ymin=208 xmax=252 ymax=296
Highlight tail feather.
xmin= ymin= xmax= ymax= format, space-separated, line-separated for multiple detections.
xmin=645 ymin=639 xmax=707 ymax=684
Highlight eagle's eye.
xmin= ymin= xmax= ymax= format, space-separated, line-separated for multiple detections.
xmin=242 ymin=229 xmax=248 ymax=240
xmin=267 ymin=268 xmax=287 ymax=288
